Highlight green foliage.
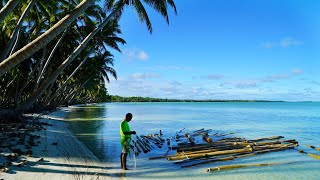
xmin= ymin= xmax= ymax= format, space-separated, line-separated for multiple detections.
xmin=0 ymin=0 xmax=121 ymax=111
xmin=109 ymin=95 xmax=282 ymax=103
xmin=0 ymin=0 xmax=177 ymax=113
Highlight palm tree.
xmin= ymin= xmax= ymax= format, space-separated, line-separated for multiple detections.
xmin=0 ymin=0 xmax=95 ymax=77
xmin=0 ymin=0 xmax=37 ymax=61
xmin=0 ymin=0 xmax=20 ymax=24
xmin=16 ymin=0 xmax=177 ymax=112
xmin=17 ymin=18 xmax=123 ymax=111
xmin=0 ymin=0 xmax=177 ymax=78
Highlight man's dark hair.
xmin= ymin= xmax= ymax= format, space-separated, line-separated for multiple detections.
xmin=125 ymin=113 xmax=132 ymax=120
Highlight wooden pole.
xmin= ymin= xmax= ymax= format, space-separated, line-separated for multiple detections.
xmin=179 ymin=145 xmax=294 ymax=167
xmin=298 ymin=150 xmax=320 ymax=160
xmin=177 ymin=145 xmax=244 ymax=155
xmin=185 ymin=132 xmax=195 ymax=145
xmin=167 ymin=147 xmax=253 ymax=161
xmin=247 ymin=136 xmax=284 ymax=142
xmin=206 ymin=162 xmax=287 ymax=172
xmin=202 ymin=132 xmax=213 ymax=143
xmin=136 ymin=137 xmax=149 ymax=153
xmin=306 ymin=144 xmax=320 ymax=151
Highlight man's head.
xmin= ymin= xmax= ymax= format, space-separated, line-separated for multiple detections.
xmin=125 ymin=113 xmax=132 ymax=122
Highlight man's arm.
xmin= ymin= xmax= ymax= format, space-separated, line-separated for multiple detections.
xmin=123 ymin=131 xmax=136 ymax=135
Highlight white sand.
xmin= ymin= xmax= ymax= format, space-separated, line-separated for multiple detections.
xmin=0 ymin=111 xmax=112 ymax=180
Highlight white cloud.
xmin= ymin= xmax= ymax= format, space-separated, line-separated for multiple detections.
xmin=154 ymin=65 xmax=194 ymax=71
xmin=130 ymin=73 xmax=160 ymax=80
xmin=123 ymin=48 xmax=149 ymax=61
xmin=235 ymin=81 xmax=257 ymax=88
xmin=201 ymin=74 xmax=224 ymax=80
xmin=220 ymin=80 xmax=258 ymax=89
xmin=169 ymin=81 xmax=183 ymax=86
xmin=106 ymin=68 xmax=319 ymax=101
xmin=261 ymin=38 xmax=303 ymax=49
xmin=137 ymin=51 xmax=149 ymax=60
xmin=261 ymin=42 xmax=274 ymax=49
xmin=292 ymin=68 xmax=304 ymax=75
xmin=266 ymin=74 xmax=289 ymax=80
xmin=279 ymin=38 xmax=303 ymax=48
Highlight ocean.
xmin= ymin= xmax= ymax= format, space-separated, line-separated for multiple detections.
xmin=64 ymin=102 xmax=320 ymax=179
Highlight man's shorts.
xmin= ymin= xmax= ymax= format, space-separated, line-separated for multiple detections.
xmin=121 ymin=138 xmax=130 ymax=153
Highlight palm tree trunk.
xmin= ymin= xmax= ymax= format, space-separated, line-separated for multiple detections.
xmin=15 ymin=3 xmax=124 ymax=112
xmin=0 ymin=0 xmax=37 ymax=62
xmin=0 ymin=0 xmax=19 ymax=24
xmin=51 ymin=82 xmax=79 ymax=107
xmin=34 ymin=47 xmax=47 ymax=91
xmin=14 ymin=74 xmax=20 ymax=107
xmin=45 ymin=56 xmax=89 ymax=105
xmin=16 ymin=60 xmax=41 ymax=101
xmin=0 ymin=0 xmax=95 ymax=78
xmin=62 ymin=77 xmax=92 ymax=105
xmin=9 ymin=30 xmax=20 ymax=56
xmin=41 ymin=82 xmax=54 ymax=103
xmin=35 ymin=29 xmax=68 ymax=89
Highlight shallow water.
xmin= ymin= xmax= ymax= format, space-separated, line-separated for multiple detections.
xmin=64 ymin=102 xmax=320 ymax=179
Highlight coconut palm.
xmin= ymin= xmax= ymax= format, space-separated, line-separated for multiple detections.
xmin=0 ymin=0 xmax=37 ymax=61
xmin=15 ymin=0 xmax=177 ymax=112
xmin=0 ymin=0 xmax=95 ymax=77
xmin=0 ymin=0 xmax=20 ymax=24
xmin=0 ymin=0 xmax=177 ymax=78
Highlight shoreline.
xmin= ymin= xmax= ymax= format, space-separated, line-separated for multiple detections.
xmin=1 ymin=109 xmax=111 ymax=180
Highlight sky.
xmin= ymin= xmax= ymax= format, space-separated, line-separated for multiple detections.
xmin=103 ymin=0 xmax=320 ymax=101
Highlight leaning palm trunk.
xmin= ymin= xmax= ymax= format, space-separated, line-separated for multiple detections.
xmin=9 ymin=30 xmax=20 ymax=56
xmin=44 ymin=56 xmax=89 ymax=105
xmin=15 ymin=4 xmax=124 ymax=112
xmin=59 ymin=77 xmax=92 ymax=106
xmin=34 ymin=29 xmax=68 ymax=90
xmin=16 ymin=60 xmax=41 ymax=102
xmin=0 ymin=0 xmax=95 ymax=78
xmin=0 ymin=0 xmax=19 ymax=24
xmin=34 ymin=47 xmax=47 ymax=91
xmin=0 ymin=0 xmax=37 ymax=62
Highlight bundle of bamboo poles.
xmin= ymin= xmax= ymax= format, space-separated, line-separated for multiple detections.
xmin=148 ymin=128 xmax=300 ymax=169
xmin=130 ymin=131 xmax=166 ymax=156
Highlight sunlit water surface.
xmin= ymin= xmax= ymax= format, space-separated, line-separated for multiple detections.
xmin=63 ymin=102 xmax=320 ymax=179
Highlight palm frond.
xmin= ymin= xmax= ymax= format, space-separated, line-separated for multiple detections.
xmin=166 ymin=0 xmax=177 ymax=15
xmin=132 ymin=0 xmax=152 ymax=33
xmin=144 ymin=0 xmax=169 ymax=23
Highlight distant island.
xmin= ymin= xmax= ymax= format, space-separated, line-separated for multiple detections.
xmin=108 ymin=95 xmax=284 ymax=102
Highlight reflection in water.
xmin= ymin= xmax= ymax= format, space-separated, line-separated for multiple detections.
xmin=66 ymin=105 xmax=108 ymax=160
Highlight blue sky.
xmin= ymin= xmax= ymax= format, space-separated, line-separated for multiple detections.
xmin=104 ymin=0 xmax=320 ymax=101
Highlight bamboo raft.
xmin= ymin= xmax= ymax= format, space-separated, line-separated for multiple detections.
xmin=146 ymin=128 xmax=320 ymax=172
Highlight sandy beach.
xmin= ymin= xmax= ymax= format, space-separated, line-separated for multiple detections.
xmin=0 ymin=110 xmax=111 ymax=180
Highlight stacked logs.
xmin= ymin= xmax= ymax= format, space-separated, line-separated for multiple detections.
xmin=130 ymin=132 xmax=165 ymax=156
xmin=149 ymin=128 xmax=300 ymax=171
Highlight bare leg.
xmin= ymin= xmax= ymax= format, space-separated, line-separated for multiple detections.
xmin=121 ymin=153 xmax=128 ymax=170
xmin=120 ymin=153 xmax=123 ymax=168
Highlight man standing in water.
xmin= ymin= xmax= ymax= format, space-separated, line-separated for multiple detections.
xmin=120 ymin=113 xmax=136 ymax=170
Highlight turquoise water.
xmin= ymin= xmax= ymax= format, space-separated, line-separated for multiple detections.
xmin=65 ymin=102 xmax=320 ymax=179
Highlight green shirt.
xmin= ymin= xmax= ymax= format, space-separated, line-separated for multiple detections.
xmin=120 ymin=120 xmax=131 ymax=139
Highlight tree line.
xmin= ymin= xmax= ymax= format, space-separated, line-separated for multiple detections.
xmin=109 ymin=95 xmax=283 ymax=102
xmin=0 ymin=0 xmax=177 ymax=116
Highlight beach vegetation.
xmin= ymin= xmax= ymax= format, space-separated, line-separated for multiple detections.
xmin=0 ymin=0 xmax=177 ymax=116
